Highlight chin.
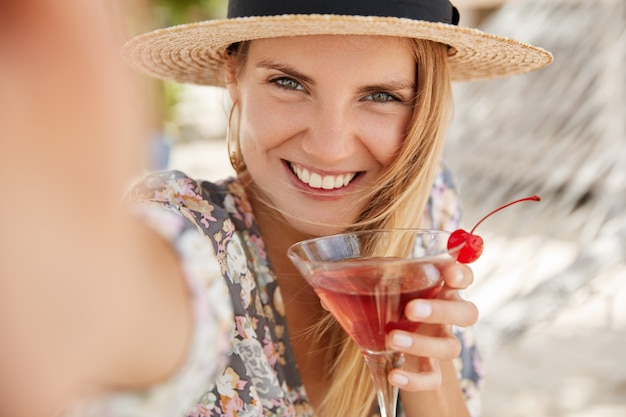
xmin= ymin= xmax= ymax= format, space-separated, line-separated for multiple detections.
xmin=285 ymin=216 xmax=352 ymax=238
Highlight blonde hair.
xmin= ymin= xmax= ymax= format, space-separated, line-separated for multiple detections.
xmin=227 ymin=38 xmax=453 ymax=417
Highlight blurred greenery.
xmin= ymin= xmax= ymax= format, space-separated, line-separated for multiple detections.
xmin=153 ymin=0 xmax=226 ymax=27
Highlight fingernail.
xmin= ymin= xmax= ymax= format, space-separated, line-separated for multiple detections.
xmin=390 ymin=373 xmax=409 ymax=387
xmin=453 ymin=267 xmax=464 ymax=285
xmin=411 ymin=301 xmax=432 ymax=318
xmin=392 ymin=333 xmax=412 ymax=348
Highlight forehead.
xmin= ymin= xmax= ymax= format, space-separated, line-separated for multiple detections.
xmin=246 ymin=34 xmax=415 ymax=62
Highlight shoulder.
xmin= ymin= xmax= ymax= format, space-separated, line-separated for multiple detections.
xmin=131 ymin=169 xmax=245 ymax=227
xmin=129 ymin=170 xmax=220 ymax=213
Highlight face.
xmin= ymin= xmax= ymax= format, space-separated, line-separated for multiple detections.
xmin=227 ymin=35 xmax=417 ymax=237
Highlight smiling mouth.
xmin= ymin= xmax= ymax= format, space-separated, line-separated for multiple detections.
xmin=288 ymin=162 xmax=359 ymax=190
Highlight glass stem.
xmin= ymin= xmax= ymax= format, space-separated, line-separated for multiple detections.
xmin=363 ymin=352 xmax=405 ymax=417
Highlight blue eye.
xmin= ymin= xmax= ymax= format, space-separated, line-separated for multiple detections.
xmin=272 ymin=77 xmax=305 ymax=91
xmin=365 ymin=92 xmax=399 ymax=103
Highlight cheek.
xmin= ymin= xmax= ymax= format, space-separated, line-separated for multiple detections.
xmin=237 ymin=97 xmax=272 ymax=155
xmin=357 ymin=112 xmax=411 ymax=166
xmin=238 ymin=95 xmax=306 ymax=154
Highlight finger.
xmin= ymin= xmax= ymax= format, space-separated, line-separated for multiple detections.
xmin=441 ymin=263 xmax=474 ymax=290
xmin=388 ymin=358 xmax=442 ymax=391
xmin=437 ymin=286 xmax=467 ymax=301
xmin=405 ymin=297 xmax=479 ymax=327
xmin=387 ymin=328 xmax=461 ymax=360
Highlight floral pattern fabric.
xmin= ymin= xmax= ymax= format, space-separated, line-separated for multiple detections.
xmin=74 ymin=162 xmax=483 ymax=417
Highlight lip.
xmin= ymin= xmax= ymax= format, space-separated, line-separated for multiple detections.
xmin=282 ymin=160 xmax=362 ymax=199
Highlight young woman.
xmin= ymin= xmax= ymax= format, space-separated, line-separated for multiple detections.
xmin=0 ymin=1 xmax=552 ymax=417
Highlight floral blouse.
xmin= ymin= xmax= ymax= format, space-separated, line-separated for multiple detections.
xmin=72 ymin=163 xmax=483 ymax=417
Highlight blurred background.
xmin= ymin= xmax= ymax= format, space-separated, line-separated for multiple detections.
xmin=123 ymin=0 xmax=625 ymax=416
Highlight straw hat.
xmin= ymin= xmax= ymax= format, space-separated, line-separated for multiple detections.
xmin=123 ymin=0 xmax=553 ymax=85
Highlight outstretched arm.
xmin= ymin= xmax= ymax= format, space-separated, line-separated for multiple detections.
xmin=0 ymin=1 xmax=200 ymax=416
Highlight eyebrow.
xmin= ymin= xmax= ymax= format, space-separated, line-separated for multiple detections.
xmin=256 ymin=59 xmax=314 ymax=85
xmin=357 ymin=79 xmax=416 ymax=95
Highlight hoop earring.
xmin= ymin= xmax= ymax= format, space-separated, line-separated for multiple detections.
xmin=227 ymin=102 xmax=246 ymax=173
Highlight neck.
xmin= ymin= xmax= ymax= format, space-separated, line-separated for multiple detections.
xmin=245 ymin=182 xmax=311 ymax=289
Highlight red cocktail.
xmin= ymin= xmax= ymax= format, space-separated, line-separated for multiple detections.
xmin=288 ymin=229 xmax=460 ymax=417
xmin=311 ymin=257 xmax=446 ymax=352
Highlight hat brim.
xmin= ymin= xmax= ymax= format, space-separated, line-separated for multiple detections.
xmin=122 ymin=14 xmax=553 ymax=85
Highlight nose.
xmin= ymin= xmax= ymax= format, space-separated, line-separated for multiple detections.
xmin=301 ymin=101 xmax=357 ymax=163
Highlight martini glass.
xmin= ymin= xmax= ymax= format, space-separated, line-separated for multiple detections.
xmin=287 ymin=229 xmax=461 ymax=417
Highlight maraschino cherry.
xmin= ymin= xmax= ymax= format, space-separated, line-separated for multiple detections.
xmin=448 ymin=195 xmax=541 ymax=263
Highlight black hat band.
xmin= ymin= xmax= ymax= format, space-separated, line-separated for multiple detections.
xmin=228 ymin=0 xmax=460 ymax=26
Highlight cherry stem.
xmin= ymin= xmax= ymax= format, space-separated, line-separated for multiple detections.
xmin=469 ymin=195 xmax=541 ymax=234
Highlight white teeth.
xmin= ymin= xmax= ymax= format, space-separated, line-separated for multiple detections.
xmin=322 ymin=176 xmax=335 ymax=190
xmin=309 ymin=172 xmax=322 ymax=188
xmin=300 ymin=168 xmax=310 ymax=183
xmin=292 ymin=164 xmax=356 ymax=190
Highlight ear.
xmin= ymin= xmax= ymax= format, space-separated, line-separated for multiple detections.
xmin=226 ymin=81 xmax=239 ymax=105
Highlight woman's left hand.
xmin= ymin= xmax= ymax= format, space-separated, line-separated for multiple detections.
xmin=386 ymin=262 xmax=478 ymax=391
